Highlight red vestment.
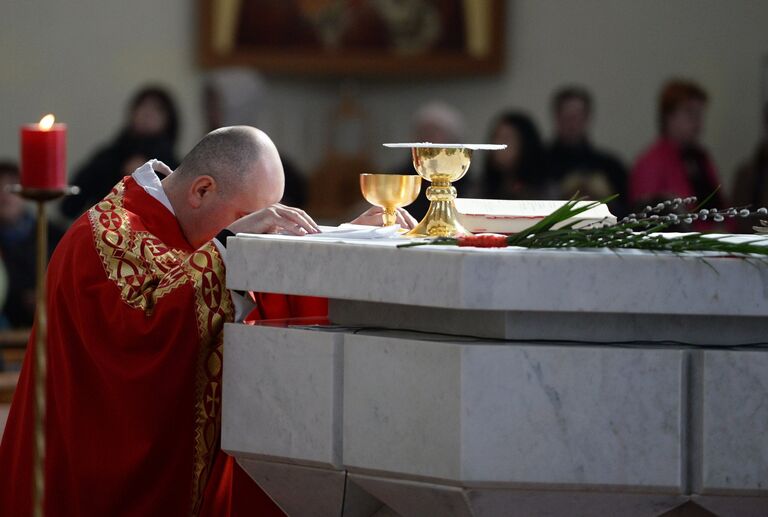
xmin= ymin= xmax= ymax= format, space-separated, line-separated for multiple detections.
xmin=0 ymin=177 xmax=326 ymax=516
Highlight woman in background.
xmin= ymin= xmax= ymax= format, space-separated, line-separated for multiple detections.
xmin=62 ymin=85 xmax=180 ymax=218
xmin=630 ymin=80 xmax=726 ymax=213
xmin=630 ymin=80 xmax=731 ymax=231
xmin=479 ymin=111 xmax=548 ymax=200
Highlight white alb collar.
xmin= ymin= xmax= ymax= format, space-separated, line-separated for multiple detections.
xmin=131 ymin=160 xmax=175 ymax=215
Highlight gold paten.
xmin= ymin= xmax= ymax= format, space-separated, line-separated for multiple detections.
xmin=407 ymin=146 xmax=473 ymax=237
xmin=360 ymin=173 xmax=422 ymax=227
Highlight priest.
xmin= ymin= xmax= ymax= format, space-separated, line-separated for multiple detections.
xmin=0 ymin=126 xmax=415 ymax=516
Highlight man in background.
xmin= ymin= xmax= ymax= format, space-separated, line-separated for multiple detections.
xmin=546 ymin=86 xmax=627 ymax=215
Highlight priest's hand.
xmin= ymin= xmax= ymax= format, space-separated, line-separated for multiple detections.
xmin=350 ymin=207 xmax=418 ymax=229
xmin=227 ymin=204 xmax=320 ymax=236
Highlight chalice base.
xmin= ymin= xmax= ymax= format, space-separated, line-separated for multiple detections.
xmin=406 ymin=199 xmax=471 ymax=238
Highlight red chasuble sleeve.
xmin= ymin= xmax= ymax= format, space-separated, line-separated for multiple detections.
xmin=0 ymin=177 xmax=297 ymax=516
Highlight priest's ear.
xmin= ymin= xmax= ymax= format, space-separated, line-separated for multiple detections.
xmin=187 ymin=175 xmax=218 ymax=209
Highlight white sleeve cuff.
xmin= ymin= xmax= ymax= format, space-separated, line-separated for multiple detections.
xmin=214 ymin=238 xmax=257 ymax=323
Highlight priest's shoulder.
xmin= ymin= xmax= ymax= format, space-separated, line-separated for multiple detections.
xmin=51 ymin=212 xmax=100 ymax=262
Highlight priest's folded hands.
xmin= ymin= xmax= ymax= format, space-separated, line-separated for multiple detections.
xmin=227 ymin=203 xmax=417 ymax=235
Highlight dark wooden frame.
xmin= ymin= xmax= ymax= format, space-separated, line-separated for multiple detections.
xmin=198 ymin=0 xmax=505 ymax=76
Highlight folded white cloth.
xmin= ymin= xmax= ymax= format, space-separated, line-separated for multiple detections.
xmin=307 ymin=224 xmax=404 ymax=240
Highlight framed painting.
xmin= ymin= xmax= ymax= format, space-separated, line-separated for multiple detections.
xmin=199 ymin=0 xmax=505 ymax=76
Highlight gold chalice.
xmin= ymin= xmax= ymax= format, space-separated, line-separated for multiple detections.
xmin=360 ymin=173 xmax=422 ymax=227
xmin=384 ymin=143 xmax=506 ymax=237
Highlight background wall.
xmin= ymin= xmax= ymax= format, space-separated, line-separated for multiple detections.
xmin=1 ymin=0 xmax=767 ymax=192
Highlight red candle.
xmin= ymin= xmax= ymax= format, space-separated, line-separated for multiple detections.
xmin=20 ymin=114 xmax=67 ymax=189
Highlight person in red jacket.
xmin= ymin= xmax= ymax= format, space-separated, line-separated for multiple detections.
xmin=630 ymin=80 xmax=729 ymax=230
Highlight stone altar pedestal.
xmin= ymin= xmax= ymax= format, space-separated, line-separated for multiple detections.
xmin=222 ymin=234 xmax=768 ymax=517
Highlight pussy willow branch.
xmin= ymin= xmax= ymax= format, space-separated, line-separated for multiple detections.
xmin=399 ymin=194 xmax=768 ymax=256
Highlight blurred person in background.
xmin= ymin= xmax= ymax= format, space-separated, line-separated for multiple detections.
xmin=630 ymin=80 xmax=728 ymax=229
xmin=62 ymin=85 xmax=180 ymax=218
xmin=394 ymin=101 xmax=465 ymax=219
xmin=204 ymin=68 xmax=307 ymax=208
xmin=732 ymin=102 xmax=768 ymax=232
xmin=546 ymin=86 xmax=627 ymax=215
xmin=0 ymin=162 xmax=64 ymax=328
xmin=478 ymin=111 xmax=548 ymax=200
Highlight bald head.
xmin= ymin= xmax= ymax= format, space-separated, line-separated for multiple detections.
xmin=175 ymin=126 xmax=267 ymax=193
xmin=163 ymin=126 xmax=285 ymax=247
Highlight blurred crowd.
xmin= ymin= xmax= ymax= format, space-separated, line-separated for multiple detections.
xmin=1 ymin=73 xmax=767 ymax=329
xmin=398 ymin=80 xmax=768 ymax=236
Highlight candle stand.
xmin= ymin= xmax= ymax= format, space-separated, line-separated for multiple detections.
xmin=6 ymin=184 xmax=78 ymax=517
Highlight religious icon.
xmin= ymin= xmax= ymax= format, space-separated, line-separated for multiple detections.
xmin=200 ymin=0 xmax=505 ymax=75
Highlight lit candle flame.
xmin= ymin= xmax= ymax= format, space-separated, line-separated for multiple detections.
xmin=39 ymin=114 xmax=55 ymax=131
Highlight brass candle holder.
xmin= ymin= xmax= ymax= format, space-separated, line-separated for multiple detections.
xmin=360 ymin=173 xmax=422 ymax=227
xmin=384 ymin=143 xmax=506 ymax=237
xmin=5 ymin=183 xmax=79 ymax=517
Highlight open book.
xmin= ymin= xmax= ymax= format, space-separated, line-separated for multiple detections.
xmin=455 ymin=199 xmax=617 ymax=234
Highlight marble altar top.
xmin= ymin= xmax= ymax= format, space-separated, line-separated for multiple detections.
xmin=226 ymin=232 xmax=768 ymax=316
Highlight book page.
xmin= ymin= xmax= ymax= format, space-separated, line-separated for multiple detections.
xmin=455 ymin=198 xmax=614 ymax=219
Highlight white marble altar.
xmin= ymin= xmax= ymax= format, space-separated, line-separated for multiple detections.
xmin=226 ymin=234 xmax=768 ymax=316
xmin=223 ymin=234 xmax=768 ymax=516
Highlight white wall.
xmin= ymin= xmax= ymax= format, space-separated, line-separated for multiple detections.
xmin=2 ymin=0 xmax=767 ymax=191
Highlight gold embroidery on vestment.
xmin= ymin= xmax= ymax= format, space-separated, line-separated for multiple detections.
xmin=87 ymin=181 xmax=234 ymax=515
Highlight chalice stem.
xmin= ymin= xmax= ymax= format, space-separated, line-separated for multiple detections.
xmin=407 ymin=180 xmax=470 ymax=237
xmin=383 ymin=207 xmax=398 ymax=226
